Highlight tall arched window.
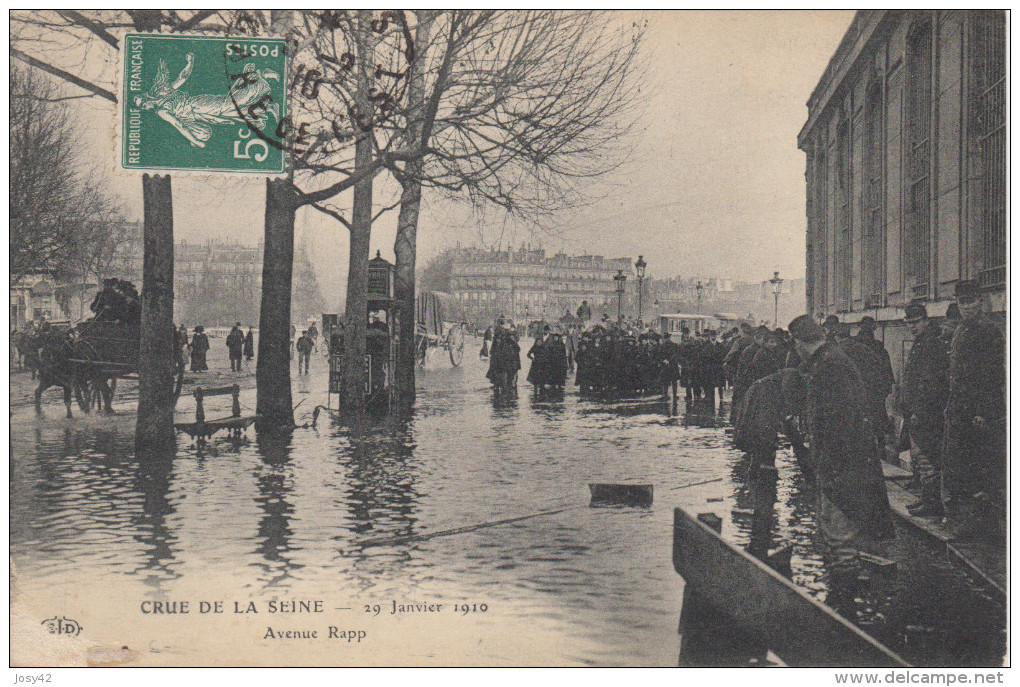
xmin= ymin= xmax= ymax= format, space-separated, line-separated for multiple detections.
xmin=862 ymin=80 xmax=885 ymax=305
xmin=904 ymin=20 xmax=933 ymax=297
xmin=970 ymin=11 xmax=1006 ymax=286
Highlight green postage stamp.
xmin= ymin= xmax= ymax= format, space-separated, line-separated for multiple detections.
xmin=121 ymin=33 xmax=289 ymax=174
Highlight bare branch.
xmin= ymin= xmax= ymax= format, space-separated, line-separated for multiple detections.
xmin=310 ymin=202 xmax=353 ymax=231
xmin=174 ymin=10 xmax=218 ymax=33
xmin=10 ymin=47 xmax=118 ymax=103
xmin=57 ymin=10 xmax=119 ymax=48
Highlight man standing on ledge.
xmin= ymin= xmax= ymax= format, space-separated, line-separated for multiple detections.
xmin=788 ymin=315 xmax=894 ymax=599
xmin=941 ymin=280 xmax=1006 ymax=541
xmin=899 ymin=303 xmax=949 ymax=517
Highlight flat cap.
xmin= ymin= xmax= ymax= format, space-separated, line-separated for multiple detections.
xmin=823 ymin=314 xmax=840 ymax=327
xmin=788 ymin=314 xmax=825 ymax=343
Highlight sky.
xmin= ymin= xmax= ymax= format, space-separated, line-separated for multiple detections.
xmin=67 ymin=10 xmax=854 ymax=310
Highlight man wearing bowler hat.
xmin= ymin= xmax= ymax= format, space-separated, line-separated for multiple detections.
xmin=900 ymin=303 xmax=950 ymax=517
xmin=788 ymin=315 xmax=894 ymax=595
xmin=941 ymin=280 xmax=1006 ymax=540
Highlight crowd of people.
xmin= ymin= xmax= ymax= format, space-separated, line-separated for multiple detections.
xmin=480 ymin=277 xmax=1004 ymax=584
xmin=175 ymin=323 xmax=255 ymax=373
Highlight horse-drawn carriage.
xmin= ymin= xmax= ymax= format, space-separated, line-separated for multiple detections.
xmin=32 ymin=279 xmax=183 ymax=417
xmin=414 ymin=291 xmax=468 ymax=367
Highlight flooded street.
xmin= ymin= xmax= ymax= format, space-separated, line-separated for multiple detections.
xmin=10 ymin=339 xmax=1005 ymax=666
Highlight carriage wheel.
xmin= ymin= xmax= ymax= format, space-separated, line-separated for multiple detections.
xmin=448 ymin=325 xmax=465 ymax=367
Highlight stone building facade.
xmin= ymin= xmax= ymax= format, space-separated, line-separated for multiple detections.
xmin=448 ymin=245 xmax=634 ymax=324
xmin=798 ymin=10 xmax=1005 ymax=378
xmin=10 ymin=273 xmax=69 ymax=329
xmin=107 ymin=225 xmax=324 ymax=327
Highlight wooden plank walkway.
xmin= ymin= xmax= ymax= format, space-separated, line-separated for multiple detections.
xmin=883 ymin=469 xmax=1006 ymax=600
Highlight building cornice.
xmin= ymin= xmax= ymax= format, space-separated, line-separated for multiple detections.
xmin=797 ymin=10 xmax=900 ymax=150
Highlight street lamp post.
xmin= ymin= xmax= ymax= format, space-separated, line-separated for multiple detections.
xmin=634 ymin=255 xmax=647 ymax=326
xmin=769 ymin=270 xmax=784 ymax=328
xmin=695 ymin=280 xmax=703 ymax=315
xmin=614 ymin=269 xmax=627 ymax=324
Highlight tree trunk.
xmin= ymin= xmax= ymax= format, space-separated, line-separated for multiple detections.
xmin=341 ymin=159 xmax=373 ymax=409
xmin=392 ymin=177 xmax=421 ymax=410
xmin=391 ymin=12 xmax=432 ymax=412
xmin=135 ymin=174 xmax=176 ymax=453
xmin=256 ymin=177 xmax=297 ymax=429
xmin=340 ymin=14 xmax=376 ymax=410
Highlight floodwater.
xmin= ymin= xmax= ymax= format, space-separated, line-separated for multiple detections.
xmin=9 ymin=339 xmax=1006 ymax=666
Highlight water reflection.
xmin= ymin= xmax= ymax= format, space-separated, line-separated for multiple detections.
xmin=330 ymin=415 xmax=422 ymax=586
xmin=132 ymin=449 xmax=179 ymax=589
xmin=10 ymin=352 xmax=1008 ymax=666
xmin=252 ymin=430 xmax=299 ymax=587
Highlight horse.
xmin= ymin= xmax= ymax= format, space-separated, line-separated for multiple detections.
xmin=33 ymin=332 xmax=89 ymax=418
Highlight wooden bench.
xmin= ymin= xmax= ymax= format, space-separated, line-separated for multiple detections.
xmin=174 ymin=384 xmax=257 ymax=442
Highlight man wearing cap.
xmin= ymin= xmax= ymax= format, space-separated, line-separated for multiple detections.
xmin=900 ymin=303 xmax=950 ymax=517
xmin=941 ymin=280 xmax=1006 ymax=540
xmin=788 ymin=315 xmax=894 ymax=589
xmin=296 ymin=330 xmax=313 ymax=374
xmin=854 ymin=317 xmax=895 ymax=431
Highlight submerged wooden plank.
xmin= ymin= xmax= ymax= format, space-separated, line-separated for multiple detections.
xmin=588 ymin=483 xmax=653 ymax=507
xmin=672 ymin=507 xmax=909 ymax=667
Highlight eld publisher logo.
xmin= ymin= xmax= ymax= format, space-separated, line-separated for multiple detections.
xmin=40 ymin=616 xmax=82 ymax=637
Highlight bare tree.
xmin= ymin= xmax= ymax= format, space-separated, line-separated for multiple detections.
xmin=11 ymin=10 xmax=226 ymax=452
xmin=384 ymin=11 xmax=646 ymax=407
xmin=9 ymin=63 xmax=124 ymax=293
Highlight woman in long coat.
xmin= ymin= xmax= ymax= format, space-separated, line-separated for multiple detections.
xmin=190 ymin=326 xmax=210 ymax=372
xmin=244 ymin=327 xmax=255 ymax=360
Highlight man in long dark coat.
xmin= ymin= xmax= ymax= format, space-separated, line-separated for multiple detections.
xmin=731 ymin=327 xmax=766 ymax=425
xmin=940 ymin=280 xmax=1006 ymax=541
xmin=789 ymin=315 xmax=894 ymax=587
xmin=658 ymin=332 xmax=682 ymax=403
xmin=487 ymin=324 xmax=520 ymax=391
xmin=527 ymin=328 xmax=549 ymax=387
xmin=853 ymin=316 xmax=895 ymax=435
xmin=899 ymin=303 xmax=949 ymax=517
xmin=833 ymin=323 xmax=892 ymax=458
xmin=545 ymin=333 xmax=569 ymax=388
xmin=226 ymin=322 xmax=245 ymax=371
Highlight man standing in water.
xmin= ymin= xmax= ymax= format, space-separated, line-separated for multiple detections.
xmin=226 ymin=322 xmax=244 ymax=372
xmin=296 ymin=330 xmax=314 ymax=375
xmin=788 ymin=315 xmax=894 ymax=602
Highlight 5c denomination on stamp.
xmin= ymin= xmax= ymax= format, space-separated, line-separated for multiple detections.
xmin=121 ymin=33 xmax=288 ymax=174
